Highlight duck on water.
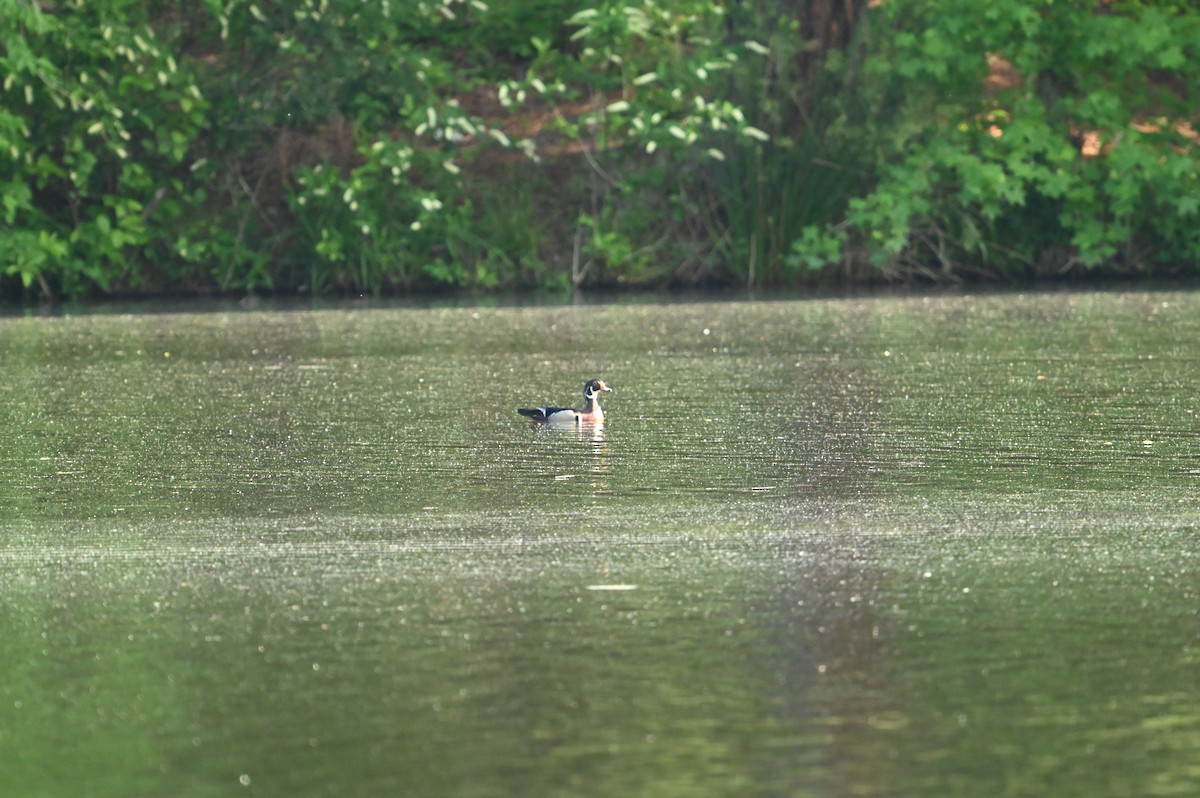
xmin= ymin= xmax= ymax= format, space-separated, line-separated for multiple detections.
xmin=518 ymin=379 xmax=613 ymax=426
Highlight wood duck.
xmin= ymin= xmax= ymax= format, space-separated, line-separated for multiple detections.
xmin=518 ymin=379 xmax=613 ymax=425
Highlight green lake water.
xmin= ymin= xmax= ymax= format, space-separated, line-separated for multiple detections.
xmin=1 ymin=291 xmax=1197 ymax=797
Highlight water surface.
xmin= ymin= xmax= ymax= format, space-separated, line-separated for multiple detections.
xmin=1 ymin=292 xmax=1197 ymax=796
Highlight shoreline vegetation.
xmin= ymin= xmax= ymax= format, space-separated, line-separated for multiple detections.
xmin=3 ymin=1 xmax=1199 ymax=303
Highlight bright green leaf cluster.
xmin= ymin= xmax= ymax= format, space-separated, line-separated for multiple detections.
xmin=794 ymin=0 xmax=1200 ymax=277
xmin=5 ymin=0 xmax=1200 ymax=299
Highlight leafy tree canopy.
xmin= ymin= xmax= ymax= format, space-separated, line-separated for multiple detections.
xmin=2 ymin=0 xmax=1198 ymax=300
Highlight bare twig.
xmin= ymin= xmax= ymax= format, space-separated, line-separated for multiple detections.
xmin=571 ymin=225 xmax=592 ymax=287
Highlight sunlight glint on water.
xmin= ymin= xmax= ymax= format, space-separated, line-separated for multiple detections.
xmin=1 ymin=292 xmax=1198 ymax=797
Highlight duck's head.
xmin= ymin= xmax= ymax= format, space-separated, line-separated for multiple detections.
xmin=584 ymin=379 xmax=613 ymax=399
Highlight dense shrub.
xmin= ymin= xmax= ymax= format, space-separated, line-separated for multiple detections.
xmin=1 ymin=0 xmax=208 ymax=296
xmin=789 ymin=0 xmax=1200 ymax=279
xmin=2 ymin=0 xmax=1199 ymax=300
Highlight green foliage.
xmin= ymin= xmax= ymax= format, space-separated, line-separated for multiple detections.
xmin=192 ymin=0 xmax=520 ymax=293
xmin=790 ymin=0 xmax=1200 ymax=278
xmin=1 ymin=0 xmax=208 ymax=297
xmin=555 ymin=2 xmax=760 ymax=155
xmin=4 ymin=0 xmax=1200 ymax=300
xmin=701 ymin=2 xmax=870 ymax=285
xmin=500 ymin=1 xmax=775 ymax=287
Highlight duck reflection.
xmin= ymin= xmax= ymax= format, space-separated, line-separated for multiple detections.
xmin=541 ymin=418 xmax=606 ymax=454
xmin=526 ymin=418 xmax=609 ymax=484
xmin=578 ymin=418 xmax=607 ymax=446
xmin=580 ymin=421 xmax=609 ymax=482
